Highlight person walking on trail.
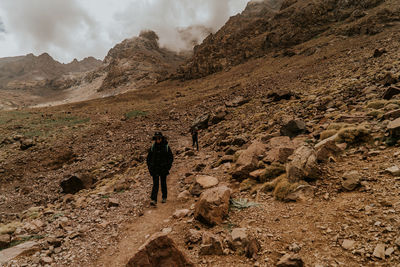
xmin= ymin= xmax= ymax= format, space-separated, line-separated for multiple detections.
xmin=190 ymin=127 xmax=199 ymax=151
xmin=146 ymin=132 xmax=173 ymax=206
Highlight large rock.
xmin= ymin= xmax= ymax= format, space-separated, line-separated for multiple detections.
xmin=276 ymin=254 xmax=304 ymax=267
xmin=0 ymin=241 xmax=39 ymax=265
xmin=263 ymin=136 xmax=296 ymax=164
xmin=315 ymin=140 xmax=341 ymax=163
xmin=190 ymin=175 xmax=219 ymax=196
xmin=60 ymin=175 xmax=85 ymax=194
xmin=199 ymin=232 xmax=224 ymax=255
xmin=286 ymin=146 xmax=320 ymax=183
xmin=232 ymin=141 xmax=266 ymax=180
xmin=194 ymin=186 xmax=231 ymax=226
xmin=387 ymin=118 xmax=400 ymax=138
xmin=0 ymin=234 xmax=10 ymax=249
xmin=382 ymin=86 xmax=400 ymax=100
xmin=280 ymin=120 xmax=307 ymax=138
xmin=342 ymin=171 xmax=361 ymax=191
xmin=192 ymin=113 xmax=210 ymax=130
xmin=126 ymin=233 xmax=194 ymax=267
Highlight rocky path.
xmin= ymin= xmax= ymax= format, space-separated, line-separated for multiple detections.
xmin=96 ymin=140 xmax=203 ymax=267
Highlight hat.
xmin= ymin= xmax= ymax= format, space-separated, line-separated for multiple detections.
xmin=152 ymin=131 xmax=163 ymax=140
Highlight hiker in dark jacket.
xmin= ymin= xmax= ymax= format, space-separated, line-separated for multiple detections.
xmin=190 ymin=127 xmax=199 ymax=151
xmin=146 ymin=132 xmax=173 ymax=206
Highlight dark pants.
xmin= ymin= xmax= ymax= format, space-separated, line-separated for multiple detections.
xmin=192 ymin=135 xmax=199 ymax=151
xmin=151 ymin=175 xmax=167 ymax=202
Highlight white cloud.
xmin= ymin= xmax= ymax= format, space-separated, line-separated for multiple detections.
xmin=0 ymin=0 xmax=251 ymax=63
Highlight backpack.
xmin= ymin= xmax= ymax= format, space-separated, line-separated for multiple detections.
xmin=151 ymin=143 xmax=169 ymax=153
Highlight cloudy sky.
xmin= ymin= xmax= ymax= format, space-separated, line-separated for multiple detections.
xmin=0 ymin=0 xmax=252 ymax=63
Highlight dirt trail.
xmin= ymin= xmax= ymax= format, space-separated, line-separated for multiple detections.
xmin=97 ymin=140 xmax=202 ymax=267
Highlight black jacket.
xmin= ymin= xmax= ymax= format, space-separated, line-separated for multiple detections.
xmin=146 ymin=140 xmax=173 ymax=176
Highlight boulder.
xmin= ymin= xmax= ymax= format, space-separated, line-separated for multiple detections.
xmin=126 ymin=233 xmax=194 ymax=267
xmin=280 ymin=120 xmax=307 ymax=138
xmin=0 ymin=234 xmax=10 ymax=249
xmin=341 ymin=239 xmax=355 ymax=250
xmin=385 ymin=165 xmax=400 ymax=176
xmin=232 ymin=141 xmax=266 ymax=180
xmin=388 ymin=118 xmax=400 ymax=138
xmin=225 ymin=96 xmax=249 ymax=107
xmin=177 ymin=190 xmax=191 ymax=201
xmin=384 ymin=109 xmax=400 ymax=120
xmin=199 ymin=232 xmax=224 ymax=256
xmin=286 ymin=146 xmax=320 ymax=183
xmin=192 ymin=113 xmax=210 ymax=130
xmin=284 ymin=185 xmax=315 ymax=202
xmin=211 ymin=107 xmax=227 ymax=124
xmin=267 ymin=90 xmax=295 ymax=101
xmin=263 ymin=136 xmax=296 ymax=164
xmin=20 ymin=138 xmax=35 ymax=150
xmin=276 ymin=254 xmax=304 ymax=267
xmin=173 ymin=209 xmax=190 ymax=219
xmin=382 ymin=86 xmax=400 ymax=100
xmin=190 ymin=175 xmax=219 ymax=196
xmin=342 ymin=171 xmax=361 ymax=191
xmin=373 ymin=243 xmax=386 ymax=259
xmin=60 ymin=175 xmax=85 ymax=194
xmin=315 ymin=140 xmax=341 ymax=163
xmin=0 ymin=241 xmax=39 ymax=265
xmin=194 ymin=186 xmax=231 ymax=226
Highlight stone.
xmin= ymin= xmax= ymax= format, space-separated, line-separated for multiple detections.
xmin=385 ymin=166 xmax=400 ymax=176
xmin=373 ymin=243 xmax=386 ymax=259
xmin=40 ymin=256 xmax=53 ymax=264
xmin=225 ymin=96 xmax=249 ymax=107
xmin=60 ymin=175 xmax=85 ymax=194
xmin=315 ymin=140 xmax=341 ymax=163
xmin=186 ymin=229 xmax=202 ymax=244
xmin=211 ymin=106 xmax=227 ymax=124
xmin=384 ymin=109 xmax=400 ymax=120
xmin=177 ymin=190 xmax=191 ymax=201
xmin=382 ymin=86 xmax=400 ymax=100
xmin=0 ymin=241 xmax=39 ymax=265
xmin=373 ymin=48 xmax=386 ymax=57
xmin=173 ymin=209 xmax=190 ymax=219
xmin=194 ymin=186 xmax=231 ymax=226
xmin=280 ymin=120 xmax=307 ymax=138
xmin=385 ymin=247 xmax=395 ymax=257
xmin=263 ymin=136 xmax=296 ymax=164
xmin=341 ymin=239 xmax=355 ymax=250
xmin=192 ymin=113 xmax=210 ymax=130
xmin=190 ymin=175 xmax=219 ymax=196
xmin=20 ymin=138 xmax=35 ymax=150
xmin=286 ymin=146 xmax=320 ymax=183
xmin=246 ymin=238 xmax=261 ymax=259
xmin=0 ymin=234 xmax=10 ymax=249
xmin=126 ymin=233 xmax=194 ymax=267
xmin=284 ymin=185 xmax=314 ymax=202
xmin=107 ymin=198 xmax=120 ymax=208
xmin=276 ymin=254 xmax=304 ymax=267
xmin=199 ymin=232 xmax=224 ymax=256
xmin=380 ymin=72 xmax=398 ymax=86
xmin=231 ymin=228 xmax=248 ymax=242
xmin=232 ymin=141 xmax=266 ymax=180
xmin=387 ymin=117 xmax=400 ymax=138
xmin=395 ymin=236 xmax=400 ymax=248
xmin=342 ymin=171 xmax=361 ymax=191
xmin=249 ymin=169 xmax=266 ymax=180
xmin=267 ymin=90 xmax=295 ymax=102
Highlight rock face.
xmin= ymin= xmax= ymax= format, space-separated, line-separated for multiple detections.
xmin=126 ymin=233 xmax=194 ymax=267
xmin=232 ymin=141 xmax=266 ymax=180
xmin=99 ymin=30 xmax=187 ymax=91
xmin=286 ymin=146 xmax=320 ymax=182
xmin=194 ymin=186 xmax=231 ymax=226
xmin=178 ymin=0 xmax=395 ymax=79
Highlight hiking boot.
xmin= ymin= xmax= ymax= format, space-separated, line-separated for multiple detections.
xmin=150 ymin=200 xmax=157 ymax=206
xmin=161 ymin=198 xmax=167 ymax=203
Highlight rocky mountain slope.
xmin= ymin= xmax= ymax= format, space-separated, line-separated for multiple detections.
xmin=0 ymin=53 xmax=102 ymax=90
xmin=0 ymin=0 xmax=400 ymax=266
xmin=178 ymin=0 xmax=400 ymax=79
xmin=98 ymin=30 xmax=188 ymax=92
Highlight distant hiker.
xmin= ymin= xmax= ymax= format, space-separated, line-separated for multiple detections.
xmin=190 ymin=127 xmax=199 ymax=151
xmin=146 ymin=132 xmax=173 ymax=206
